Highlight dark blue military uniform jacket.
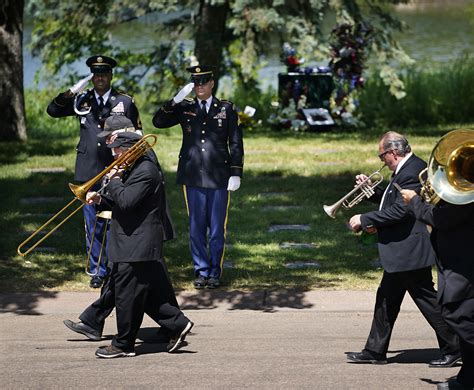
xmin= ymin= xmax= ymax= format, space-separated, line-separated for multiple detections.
xmin=152 ymin=96 xmax=244 ymax=189
xmin=47 ymin=88 xmax=142 ymax=182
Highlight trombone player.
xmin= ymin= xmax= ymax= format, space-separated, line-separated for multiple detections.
xmin=400 ymin=129 xmax=474 ymax=390
xmin=346 ymin=131 xmax=460 ymax=366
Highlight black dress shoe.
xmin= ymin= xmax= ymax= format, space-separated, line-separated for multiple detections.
xmin=429 ymin=352 xmax=462 ymax=368
xmin=90 ymin=276 xmax=104 ymax=289
xmin=437 ymin=378 xmax=474 ymax=389
xmin=193 ymin=275 xmax=207 ymax=289
xmin=347 ymin=349 xmax=388 ymax=364
xmin=206 ymin=277 xmax=220 ymax=289
xmin=63 ymin=319 xmax=101 ymax=341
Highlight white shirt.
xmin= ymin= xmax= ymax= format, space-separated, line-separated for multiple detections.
xmin=94 ymin=89 xmax=111 ymax=106
xmin=199 ymin=98 xmax=210 ymax=113
xmin=379 ymin=152 xmax=413 ymax=210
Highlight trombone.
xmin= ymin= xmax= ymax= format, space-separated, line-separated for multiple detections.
xmin=323 ymin=165 xmax=385 ymax=218
xmin=17 ymin=134 xmax=157 ymax=257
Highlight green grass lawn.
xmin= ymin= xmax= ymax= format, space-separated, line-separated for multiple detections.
xmin=1 ymin=121 xmax=468 ymax=292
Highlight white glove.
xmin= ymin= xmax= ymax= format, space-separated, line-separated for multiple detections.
xmin=70 ymin=74 xmax=93 ymax=94
xmin=173 ymin=82 xmax=194 ymax=103
xmin=227 ymin=176 xmax=241 ymax=192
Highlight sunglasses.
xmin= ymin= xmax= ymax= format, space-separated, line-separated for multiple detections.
xmin=378 ymin=149 xmax=393 ymax=161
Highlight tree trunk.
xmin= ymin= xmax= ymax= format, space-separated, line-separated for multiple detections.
xmin=0 ymin=0 xmax=26 ymax=141
xmin=194 ymin=0 xmax=229 ymax=91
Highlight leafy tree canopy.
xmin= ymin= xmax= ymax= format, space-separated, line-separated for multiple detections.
xmin=28 ymin=0 xmax=413 ymax=105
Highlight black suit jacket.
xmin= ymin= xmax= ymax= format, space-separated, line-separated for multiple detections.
xmin=102 ymin=155 xmax=169 ymax=263
xmin=152 ymin=96 xmax=244 ymax=189
xmin=408 ymin=197 xmax=474 ymax=304
xmin=360 ymin=154 xmax=436 ymax=273
xmin=47 ymin=88 xmax=142 ymax=182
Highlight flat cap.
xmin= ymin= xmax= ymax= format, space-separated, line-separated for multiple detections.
xmin=98 ymin=115 xmax=136 ymax=138
xmin=107 ymin=132 xmax=142 ymax=149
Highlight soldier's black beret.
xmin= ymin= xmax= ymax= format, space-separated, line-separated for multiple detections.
xmin=186 ymin=65 xmax=215 ymax=85
xmin=86 ymin=55 xmax=117 ymax=74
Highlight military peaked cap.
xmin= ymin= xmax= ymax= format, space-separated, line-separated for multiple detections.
xmin=186 ymin=65 xmax=215 ymax=85
xmin=86 ymin=55 xmax=117 ymax=74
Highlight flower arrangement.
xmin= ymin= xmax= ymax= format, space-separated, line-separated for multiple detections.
xmin=282 ymin=42 xmax=303 ymax=72
xmin=329 ymin=22 xmax=373 ymax=126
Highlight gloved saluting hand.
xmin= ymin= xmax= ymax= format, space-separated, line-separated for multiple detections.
xmin=173 ymin=82 xmax=195 ymax=104
xmin=227 ymin=176 xmax=241 ymax=192
xmin=70 ymin=74 xmax=93 ymax=94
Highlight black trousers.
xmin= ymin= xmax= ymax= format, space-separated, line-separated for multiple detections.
xmin=112 ymin=261 xmax=188 ymax=351
xmin=80 ymin=259 xmax=179 ymax=334
xmin=365 ymin=267 xmax=459 ymax=356
xmin=442 ymin=297 xmax=474 ymax=386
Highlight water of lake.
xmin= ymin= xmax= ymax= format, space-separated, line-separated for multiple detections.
xmin=23 ymin=0 xmax=474 ymax=91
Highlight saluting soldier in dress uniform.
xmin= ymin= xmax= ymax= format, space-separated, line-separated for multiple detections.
xmin=46 ymin=55 xmax=142 ymax=288
xmin=152 ymin=65 xmax=244 ymax=289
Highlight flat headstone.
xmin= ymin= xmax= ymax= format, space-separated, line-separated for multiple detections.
xmin=311 ymin=148 xmax=337 ymax=155
xmin=371 ymin=259 xmax=383 ymax=268
xmin=20 ymin=197 xmax=65 ymax=205
xmin=223 ymin=260 xmax=235 ymax=269
xmin=318 ymin=162 xmax=342 ymax=166
xmin=268 ymin=224 xmax=311 ymax=233
xmin=22 ymin=213 xmax=55 ymax=218
xmin=23 ymin=247 xmax=57 ymax=254
xmin=279 ymin=242 xmax=318 ymax=249
xmin=245 ymin=150 xmax=270 ymax=155
xmin=262 ymin=205 xmax=303 ymax=212
xmin=284 ymin=261 xmax=321 ymax=269
xmin=21 ymin=230 xmax=61 ymax=237
xmin=26 ymin=167 xmax=66 ymax=173
xmin=260 ymin=192 xmax=286 ymax=198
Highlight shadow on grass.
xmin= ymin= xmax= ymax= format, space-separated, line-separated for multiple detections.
xmin=1 ymin=140 xmax=381 ymax=294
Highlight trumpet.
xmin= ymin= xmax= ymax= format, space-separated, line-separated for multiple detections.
xmin=323 ymin=165 xmax=385 ymax=218
xmin=17 ymin=134 xmax=157 ymax=257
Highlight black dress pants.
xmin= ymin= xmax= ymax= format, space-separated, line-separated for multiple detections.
xmin=442 ymin=297 xmax=474 ymax=386
xmin=365 ymin=267 xmax=459 ymax=356
xmin=80 ymin=259 xmax=179 ymax=333
xmin=111 ymin=261 xmax=187 ymax=352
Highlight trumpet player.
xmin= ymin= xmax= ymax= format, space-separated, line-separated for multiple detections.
xmin=46 ymin=55 xmax=142 ymax=289
xmin=346 ymin=132 xmax=460 ymax=366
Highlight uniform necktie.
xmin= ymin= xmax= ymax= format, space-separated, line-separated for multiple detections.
xmin=98 ymin=96 xmax=104 ymax=111
xmin=201 ymin=100 xmax=207 ymax=114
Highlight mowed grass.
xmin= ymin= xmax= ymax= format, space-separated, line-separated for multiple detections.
xmin=1 ymin=120 xmax=466 ymax=292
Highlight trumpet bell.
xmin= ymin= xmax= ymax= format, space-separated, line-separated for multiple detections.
xmin=428 ymin=129 xmax=474 ymax=205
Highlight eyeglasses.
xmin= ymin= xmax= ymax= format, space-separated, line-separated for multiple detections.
xmin=378 ymin=149 xmax=393 ymax=161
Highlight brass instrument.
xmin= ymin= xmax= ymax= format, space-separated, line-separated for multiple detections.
xmin=17 ymin=134 xmax=157 ymax=257
xmin=419 ymin=129 xmax=474 ymax=205
xmin=323 ymin=165 xmax=385 ymax=218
